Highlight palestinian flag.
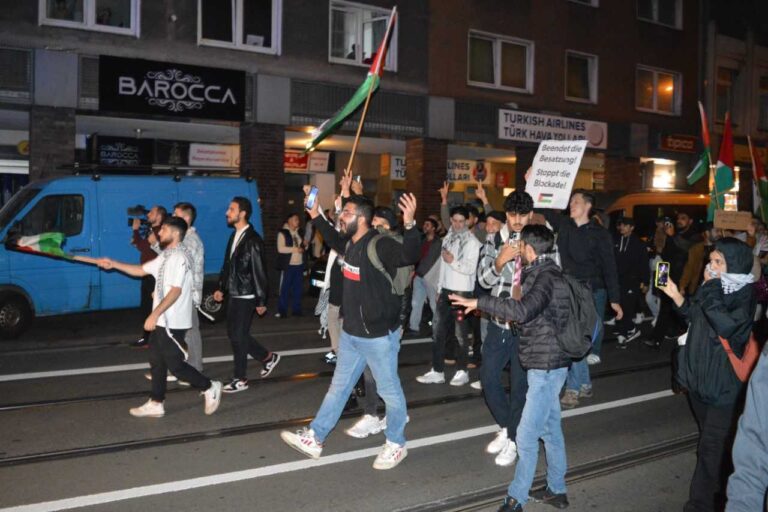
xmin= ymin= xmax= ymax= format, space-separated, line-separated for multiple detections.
xmin=749 ymin=136 xmax=768 ymax=223
xmin=687 ymin=101 xmax=711 ymax=185
xmin=14 ymin=232 xmax=70 ymax=259
xmin=538 ymin=193 xmax=554 ymax=205
xmin=304 ymin=6 xmax=397 ymax=153
xmin=708 ymin=111 xmax=736 ymax=220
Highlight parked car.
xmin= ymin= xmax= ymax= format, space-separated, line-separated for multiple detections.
xmin=0 ymin=173 xmax=263 ymax=338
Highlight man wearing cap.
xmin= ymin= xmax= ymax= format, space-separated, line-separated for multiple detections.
xmin=613 ymin=217 xmax=649 ymax=347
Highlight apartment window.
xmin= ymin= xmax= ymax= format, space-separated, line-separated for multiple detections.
xmin=39 ymin=0 xmax=140 ymax=36
xmin=758 ymin=76 xmax=768 ymax=131
xmin=565 ymin=51 xmax=598 ymax=103
xmin=716 ymin=66 xmax=741 ymax=123
xmin=637 ymin=0 xmax=681 ymax=29
xmin=198 ymin=0 xmax=282 ymax=55
xmin=468 ymin=31 xmax=534 ymax=93
xmin=0 ymin=48 xmax=33 ymax=104
xmin=636 ymin=66 xmax=681 ymax=115
xmin=329 ymin=1 xmax=397 ymax=71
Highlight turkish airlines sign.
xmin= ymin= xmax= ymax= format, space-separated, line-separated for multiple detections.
xmin=99 ymin=56 xmax=245 ymax=121
xmin=498 ymin=109 xmax=608 ymax=149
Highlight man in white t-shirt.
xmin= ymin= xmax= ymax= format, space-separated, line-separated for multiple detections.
xmin=98 ymin=217 xmax=222 ymax=418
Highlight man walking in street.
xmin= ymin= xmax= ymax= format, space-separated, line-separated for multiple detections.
xmin=131 ymin=205 xmax=166 ymax=348
xmin=450 ymin=225 xmax=572 ymax=511
xmin=98 ymin=217 xmax=222 ymax=417
xmin=407 ymin=217 xmax=441 ymax=335
xmin=613 ymin=217 xmax=649 ymax=348
xmin=173 ymin=202 xmax=204 ymax=372
xmin=276 ymin=213 xmax=305 ymax=319
xmin=213 ymin=197 xmax=280 ymax=394
xmin=281 ymin=191 xmax=420 ymax=470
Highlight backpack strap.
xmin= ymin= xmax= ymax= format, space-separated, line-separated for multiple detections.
xmin=366 ymin=234 xmax=397 ymax=294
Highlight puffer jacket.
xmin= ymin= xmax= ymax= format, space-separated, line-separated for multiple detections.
xmin=478 ymin=258 xmax=571 ymax=370
xmin=675 ymin=279 xmax=756 ymax=406
xmin=218 ymin=225 xmax=269 ymax=306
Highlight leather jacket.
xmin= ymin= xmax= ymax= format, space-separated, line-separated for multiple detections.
xmin=218 ymin=225 xmax=269 ymax=306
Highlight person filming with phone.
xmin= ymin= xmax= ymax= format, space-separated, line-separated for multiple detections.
xmin=656 ymin=237 xmax=756 ymax=512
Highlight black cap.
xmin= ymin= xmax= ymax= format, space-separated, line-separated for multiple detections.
xmin=372 ymin=206 xmax=398 ymax=229
xmin=617 ymin=216 xmax=635 ymax=226
xmin=487 ymin=210 xmax=506 ymax=223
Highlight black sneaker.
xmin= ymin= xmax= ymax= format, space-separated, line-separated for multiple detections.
xmin=260 ymin=353 xmax=281 ymax=378
xmin=130 ymin=337 xmax=149 ymax=349
xmin=222 ymin=378 xmax=249 ymax=393
xmin=498 ymin=496 xmax=523 ymax=511
xmin=530 ymin=487 xmax=569 ymax=509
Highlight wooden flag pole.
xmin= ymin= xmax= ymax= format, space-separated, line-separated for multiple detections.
xmin=346 ymin=75 xmax=378 ymax=174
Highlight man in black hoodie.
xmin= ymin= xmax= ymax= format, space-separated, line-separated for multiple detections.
xmin=281 ymin=191 xmax=421 ymax=470
xmin=613 ymin=217 xmax=649 ymax=347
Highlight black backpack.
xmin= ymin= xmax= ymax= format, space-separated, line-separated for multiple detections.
xmin=556 ymin=274 xmax=599 ymax=359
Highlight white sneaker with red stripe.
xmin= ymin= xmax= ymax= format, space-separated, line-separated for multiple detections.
xmin=280 ymin=427 xmax=323 ymax=459
xmin=372 ymin=440 xmax=408 ymax=470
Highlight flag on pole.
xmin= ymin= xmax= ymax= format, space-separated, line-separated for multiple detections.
xmin=749 ymin=137 xmax=768 ymax=223
xmin=14 ymin=232 xmax=70 ymax=259
xmin=304 ymin=6 xmax=397 ymax=153
xmin=709 ymin=111 xmax=736 ymax=219
xmin=687 ymin=101 xmax=711 ymax=185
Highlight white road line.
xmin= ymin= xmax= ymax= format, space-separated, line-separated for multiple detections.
xmin=0 ymin=338 xmax=433 ymax=383
xmin=0 ymin=390 xmax=676 ymax=512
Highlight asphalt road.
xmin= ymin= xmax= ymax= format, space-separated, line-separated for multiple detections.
xmin=0 ymin=307 xmax=698 ymax=512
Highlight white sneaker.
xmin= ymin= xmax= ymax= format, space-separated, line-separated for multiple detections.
xmin=203 ymin=381 xmax=222 ymax=415
xmin=143 ymin=372 xmax=178 ymax=382
xmin=470 ymin=380 xmax=482 ymax=390
xmin=494 ymin=439 xmax=518 ymax=466
xmin=486 ymin=428 xmax=508 ymax=454
xmin=372 ymin=440 xmax=408 ymax=470
xmin=586 ymin=354 xmax=601 ymax=365
xmin=345 ymin=414 xmax=383 ymax=439
xmin=450 ymin=370 xmax=470 ymax=386
xmin=129 ymin=399 xmax=165 ymax=418
xmin=633 ymin=313 xmax=644 ymax=325
xmin=280 ymin=428 xmax=323 ymax=459
xmin=378 ymin=415 xmax=409 ymax=431
xmin=416 ymin=369 xmax=445 ymax=384
xmin=604 ymin=317 xmax=616 ymax=326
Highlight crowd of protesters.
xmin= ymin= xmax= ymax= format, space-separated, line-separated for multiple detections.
xmin=104 ymin=168 xmax=767 ymax=512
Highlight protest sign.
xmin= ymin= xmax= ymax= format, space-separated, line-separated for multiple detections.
xmin=713 ymin=210 xmax=752 ymax=231
xmin=525 ymin=140 xmax=587 ymax=209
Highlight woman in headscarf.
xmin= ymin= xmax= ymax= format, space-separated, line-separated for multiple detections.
xmin=658 ymin=237 xmax=756 ymax=512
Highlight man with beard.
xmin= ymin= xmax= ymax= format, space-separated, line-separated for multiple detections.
xmin=97 ymin=217 xmax=222 ymax=417
xmin=281 ymin=191 xmax=420 ymax=470
xmin=131 ymin=205 xmax=167 ymax=348
xmin=213 ymin=197 xmax=280 ymax=393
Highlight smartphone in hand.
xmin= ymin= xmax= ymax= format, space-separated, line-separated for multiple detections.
xmin=655 ymin=261 xmax=670 ymax=287
xmin=305 ymin=186 xmax=319 ymax=210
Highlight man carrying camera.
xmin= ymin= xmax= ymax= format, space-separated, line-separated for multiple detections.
xmin=131 ymin=205 xmax=167 ymax=349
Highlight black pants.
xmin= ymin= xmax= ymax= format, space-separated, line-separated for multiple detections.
xmin=149 ymin=327 xmax=211 ymax=401
xmin=617 ymin=285 xmax=639 ymax=336
xmin=227 ymin=297 xmax=270 ymax=379
xmin=652 ymin=293 xmax=683 ymax=343
xmin=684 ymin=395 xmax=740 ymax=512
xmin=139 ymin=275 xmax=155 ymax=339
xmin=432 ymin=289 xmax=472 ymax=372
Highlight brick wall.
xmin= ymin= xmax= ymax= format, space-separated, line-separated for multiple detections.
xmin=240 ymin=123 xmax=285 ymax=297
xmin=405 ymin=138 xmax=447 ymax=222
xmin=29 ymin=106 xmax=75 ymax=181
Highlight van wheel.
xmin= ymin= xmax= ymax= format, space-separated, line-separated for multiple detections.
xmin=200 ymin=288 xmax=226 ymax=322
xmin=0 ymin=294 xmax=32 ymax=339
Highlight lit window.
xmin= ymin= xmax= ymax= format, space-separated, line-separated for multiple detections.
xmin=636 ymin=65 xmax=681 ymax=115
xmin=329 ymin=1 xmax=397 ymax=71
xmin=39 ymin=0 xmax=140 ymax=36
xmin=468 ymin=31 xmax=534 ymax=93
xmin=565 ymin=51 xmax=598 ymax=103
xmin=198 ymin=0 xmax=282 ymax=55
xmin=637 ymin=0 xmax=681 ymax=29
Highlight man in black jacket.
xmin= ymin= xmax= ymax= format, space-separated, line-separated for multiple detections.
xmin=213 ymin=197 xmax=280 ymax=394
xmin=281 ymin=192 xmax=420 ymax=470
xmin=613 ymin=217 xmax=649 ymax=347
xmin=450 ymin=225 xmax=571 ymax=511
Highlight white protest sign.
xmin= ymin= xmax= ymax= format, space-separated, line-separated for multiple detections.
xmin=525 ymin=140 xmax=587 ymax=209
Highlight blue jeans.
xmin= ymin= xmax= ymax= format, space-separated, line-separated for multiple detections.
xmin=507 ymin=368 xmax=569 ymax=505
xmin=479 ymin=323 xmax=527 ymax=439
xmin=409 ymin=275 xmax=437 ymax=331
xmin=278 ymin=264 xmax=304 ymax=315
xmin=310 ymin=329 xmax=408 ymax=446
xmin=565 ymin=288 xmax=606 ymax=391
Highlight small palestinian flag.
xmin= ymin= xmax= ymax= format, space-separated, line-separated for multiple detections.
xmin=538 ymin=193 xmax=554 ymax=205
xmin=14 ymin=232 xmax=70 ymax=259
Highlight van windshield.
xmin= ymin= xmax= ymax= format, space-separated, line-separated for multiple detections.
xmin=0 ymin=187 xmax=41 ymax=234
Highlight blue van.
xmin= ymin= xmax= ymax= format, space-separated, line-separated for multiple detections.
xmin=0 ymin=174 xmax=263 ymax=338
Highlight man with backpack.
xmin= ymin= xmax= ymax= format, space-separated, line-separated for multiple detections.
xmin=450 ymin=225 xmax=573 ymax=511
xmin=281 ymin=191 xmax=420 ymax=470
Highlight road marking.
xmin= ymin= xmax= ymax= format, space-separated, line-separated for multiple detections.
xmin=0 ymin=338 xmax=432 ymax=382
xmin=0 ymin=390 xmax=676 ymax=512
